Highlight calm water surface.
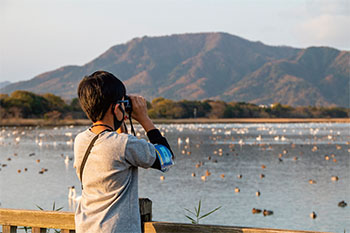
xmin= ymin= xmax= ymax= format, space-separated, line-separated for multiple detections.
xmin=0 ymin=123 xmax=349 ymax=232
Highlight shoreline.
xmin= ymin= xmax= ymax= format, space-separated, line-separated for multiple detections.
xmin=0 ymin=118 xmax=349 ymax=126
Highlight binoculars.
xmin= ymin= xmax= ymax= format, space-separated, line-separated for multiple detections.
xmin=117 ymin=95 xmax=132 ymax=115
xmin=124 ymin=95 xmax=132 ymax=114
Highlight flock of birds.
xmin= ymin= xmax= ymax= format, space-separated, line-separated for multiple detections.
xmin=0 ymin=124 xmax=349 ymax=224
xmin=157 ymin=124 xmax=349 ymax=220
xmin=0 ymin=127 xmax=75 ymax=175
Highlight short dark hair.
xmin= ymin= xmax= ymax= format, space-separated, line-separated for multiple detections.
xmin=78 ymin=71 xmax=126 ymax=122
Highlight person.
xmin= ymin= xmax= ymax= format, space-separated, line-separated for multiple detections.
xmin=74 ymin=71 xmax=174 ymax=233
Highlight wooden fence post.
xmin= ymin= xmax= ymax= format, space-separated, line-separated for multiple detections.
xmin=3 ymin=225 xmax=17 ymax=233
xmin=32 ymin=228 xmax=47 ymax=233
xmin=61 ymin=229 xmax=75 ymax=233
xmin=139 ymin=198 xmax=152 ymax=233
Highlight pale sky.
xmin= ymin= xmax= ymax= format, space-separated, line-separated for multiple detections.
xmin=0 ymin=0 xmax=349 ymax=83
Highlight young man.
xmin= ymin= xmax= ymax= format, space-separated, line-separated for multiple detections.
xmin=74 ymin=71 xmax=173 ymax=233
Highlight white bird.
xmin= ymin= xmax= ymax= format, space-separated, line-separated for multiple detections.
xmin=68 ymin=186 xmax=81 ymax=202
xmin=177 ymin=137 xmax=182 ymax=145
xmin=224 ymin=130 xmax=231 ymax=135
xmin=185 ymin=137 xmax=190 ymax=144
xmin=64 ymin=155 xmax=70 ymax=166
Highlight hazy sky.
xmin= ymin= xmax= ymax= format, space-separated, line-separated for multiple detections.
xmin=1 ymin=0 xmax=349 ymax=83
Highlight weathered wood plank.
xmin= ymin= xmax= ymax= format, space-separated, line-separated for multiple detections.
xmin=61 ymin=229 xmax=76 ymax=233
xmin=32 ymin=227 xmax=47 ymax=233
xmin=2 ymin=225 xmax=17 ymax=233
xmin=0 ymin=209 xmax=75 ymax=230
xmin=144 ymin=222 xmax=331 ymax=233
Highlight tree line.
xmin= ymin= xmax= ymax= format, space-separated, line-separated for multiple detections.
xmin=0 ymin=91 xmax=84 ymax=120
xmin=0 ymin=91 xmax=348 ymax=120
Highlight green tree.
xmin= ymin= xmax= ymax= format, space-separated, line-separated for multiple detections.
xmin=177 ymin=100 xmax=211 ymax=118
xmin=319 ymin=107 xmax=348 ymax=118
xmin=4 ymin=91 xmax=49 ymax=118
xmin=0 ymin=94 xmax=9 ymax=118
xmin=269 ymin=103 xmax=293 ymax=118
xmin=66 ymin=98 xmax=86 ymax=119
xmin=207 ymin=100 xmax=227 ymax=118
xmin=69 ymin=98 xmax=81 ymax=111
xmin=223 ymin=102 xmax=263 ymax=118
xmin=149 ymin=97 xmax=184 ymax=119
xmin=42 ymin=93 xmax=66 ymax=111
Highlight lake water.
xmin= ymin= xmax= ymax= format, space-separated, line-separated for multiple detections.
xmin=0 ymin=123 xmax=349 ymax=232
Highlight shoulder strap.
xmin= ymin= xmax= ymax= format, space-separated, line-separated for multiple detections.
xmin=80 ymin=129 xmax=110 ymax=189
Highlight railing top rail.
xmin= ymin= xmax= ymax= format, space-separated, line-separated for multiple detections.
xmin=0 ymin=208 xmax=75 ymax=230
xmin=144 ymin=222 xmax=332 ymax=233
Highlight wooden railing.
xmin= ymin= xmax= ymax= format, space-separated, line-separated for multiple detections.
xmin=0 ymin=198 xmax=151 ymax=233
xmin=0 ymin=208 xmax=75 ymax=233
xmin=144 ymin=222 xmax=330 ymax=233
xmin=0 ymin=198 xmax=329 ymax=233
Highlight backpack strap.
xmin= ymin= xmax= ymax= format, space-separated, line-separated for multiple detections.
xmin=80 ymin=129 xmax=110 ymax=189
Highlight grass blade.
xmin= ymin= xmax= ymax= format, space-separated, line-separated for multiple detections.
xmin=185 ymin=215 xmax=196 ymax=223
xmin=199 ymin=206 xmax=221 ymax=220
xmin=55 ymin=207 xmax=63 ymax=211
xmin=35 ymin=204 xmax=44 ymax=211
xmin=184 ymin=208 xmax=195 ymax=215
xmin=198 ymin=200 xmax=201 ymax=216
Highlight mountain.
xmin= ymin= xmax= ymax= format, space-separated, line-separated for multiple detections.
xmin=1 ymin=32 xmax=349 ymax=107
xmin=0 ymin=81 xmax=11 ymax=89
xmin=223 ymin=47 xmax=350 ymax=107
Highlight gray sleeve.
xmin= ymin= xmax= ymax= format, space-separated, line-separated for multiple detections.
xmin=124 ymin=135 xmax=157 ymax=168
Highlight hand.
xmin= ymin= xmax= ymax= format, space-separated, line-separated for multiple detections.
xmin=129 ymin=95 xmax=155 ymax=132
xmin=129 ymin=95 xmax=148 ymax=122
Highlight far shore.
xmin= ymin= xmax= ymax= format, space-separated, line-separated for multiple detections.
xmin=0 ymin=117 xmax=349 ymax=126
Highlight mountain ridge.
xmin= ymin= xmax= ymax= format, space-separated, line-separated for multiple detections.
xmin=1 ymin=32 xmax=349 ymax=107
xmin=0 ymin=81 xmax=11 ymax=89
